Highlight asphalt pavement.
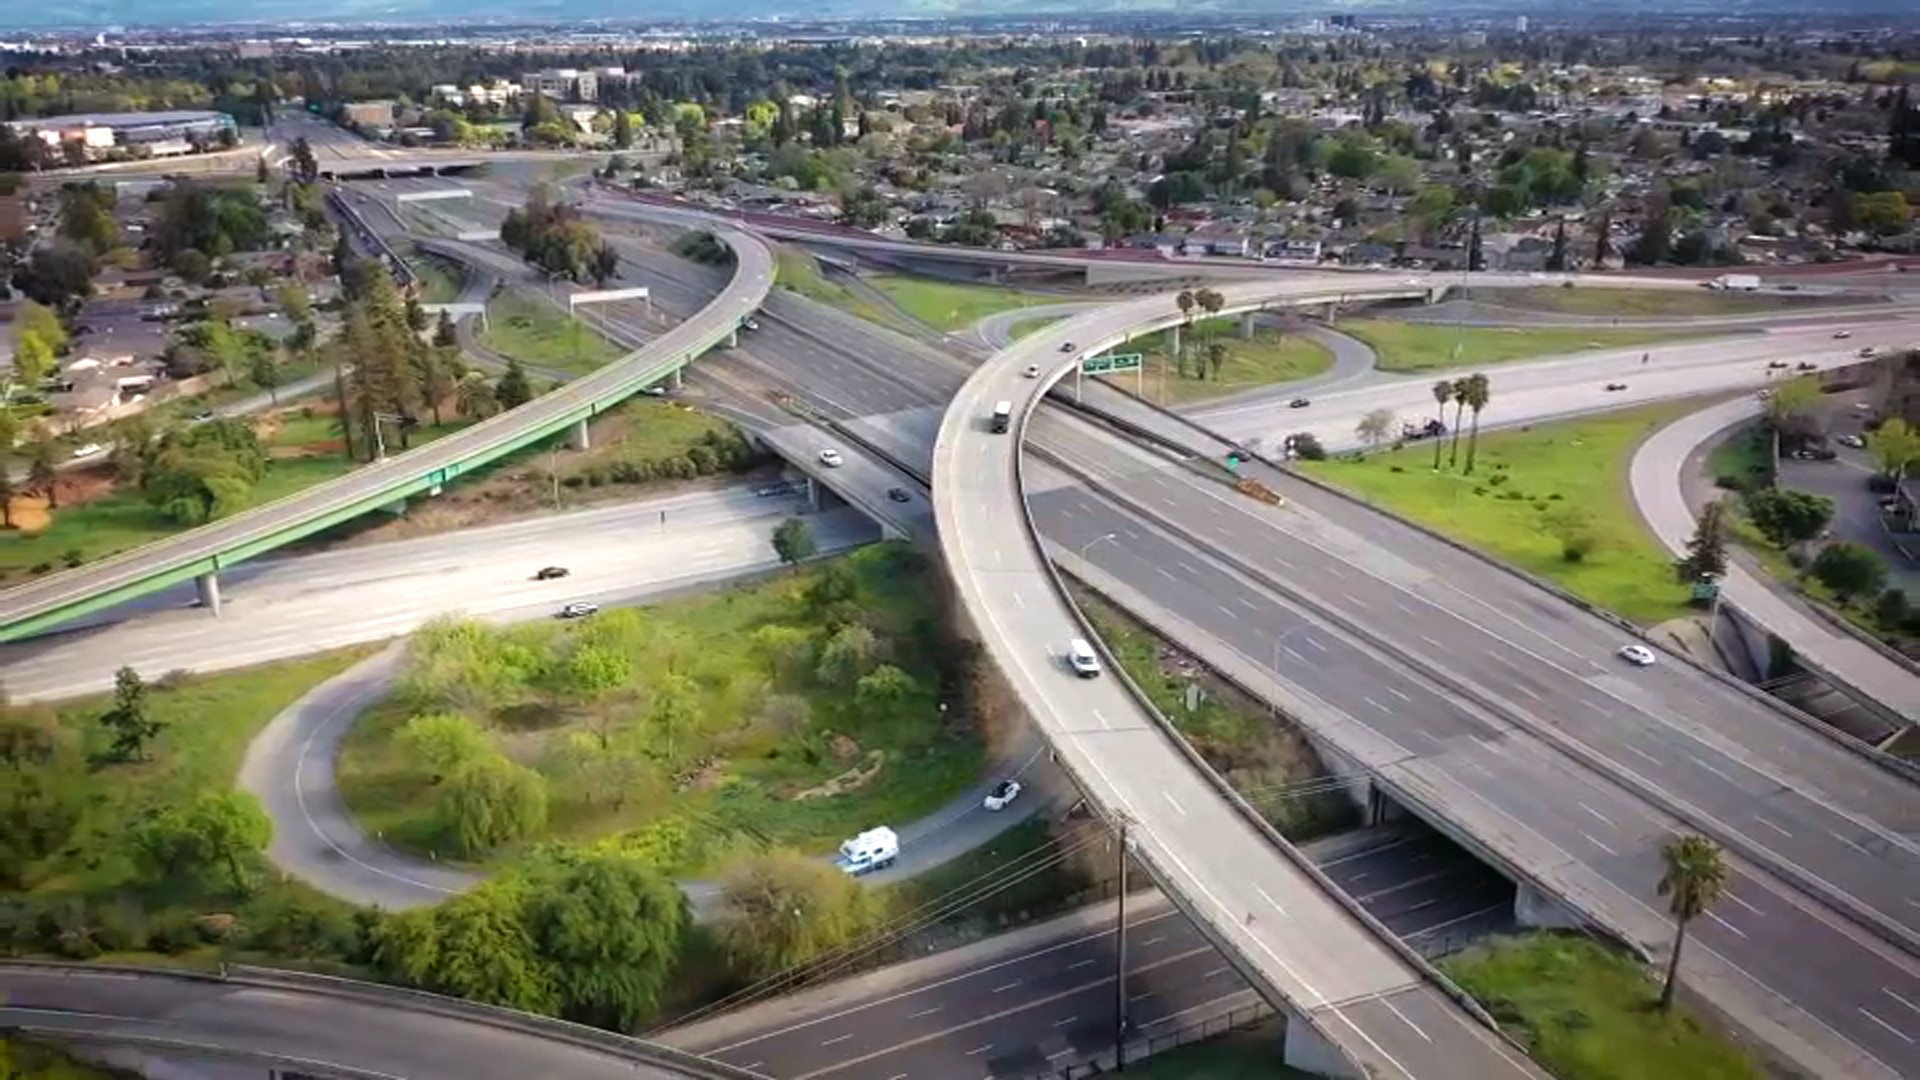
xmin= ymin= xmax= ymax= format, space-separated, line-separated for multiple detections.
xmin=0 ymin=486 xmax=876 ymax=701
xmin=665 ymin=826 xmax=1516 ymax=1080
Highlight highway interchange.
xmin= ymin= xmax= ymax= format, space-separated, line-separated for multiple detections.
xmin=5 ymin=153 xmax=1919 ymax=1079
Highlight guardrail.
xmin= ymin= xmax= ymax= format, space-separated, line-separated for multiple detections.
xmin=326 ymin=186 xmax=417 ymax=289
xmin=1039 ymin=1001 xmax=1276 ymax=1079
xmin=0 ymin=960 xmax=766 ymax=1080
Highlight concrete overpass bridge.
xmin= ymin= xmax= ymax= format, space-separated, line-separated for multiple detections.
xmin=0 ymin=232 xmax=772 ymax=642
xmin=0 ymin=961 xmax=763 ymax=1080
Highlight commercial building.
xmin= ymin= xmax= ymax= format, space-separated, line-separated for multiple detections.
xmin=3 ymin=110 xmax=237 ymax=161
xmin=340 ymin=101 xmax=397 ymax=128
xmin=519 ymin=67 xmax=632 ymax=103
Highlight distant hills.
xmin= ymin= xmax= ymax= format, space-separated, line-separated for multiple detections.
xmin=2 ymin=0 xmax=1913 ymax=32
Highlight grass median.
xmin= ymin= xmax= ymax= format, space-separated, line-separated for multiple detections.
xmin=1464 ymin=285 xmax=1855 ymax=319
xmin=1120 ymin=318 xmax=1334 ymax=405
xmin=866 ymin=273 xmax=1054 ymax=332
xmin=1442 ymin=933 xmax=1759 ymax=1080
xmin=478 ymin=289 xmax=626 ymax=375
xmin=1300 ymin=401 xmax=1703 ymax=625
xmin=1339 ymin=318 xmax=1715 ymax=373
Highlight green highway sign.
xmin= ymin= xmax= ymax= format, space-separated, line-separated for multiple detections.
xmin=1081 ymin=353 xmax=1143 ymax=375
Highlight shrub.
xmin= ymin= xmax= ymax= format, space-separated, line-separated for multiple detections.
xmin=1875 ymin=588 xmax=1909 ymax=629
xmin=62 ymin=548 xmax=84 ymax=568
xmin=146 ymin=911 xmax=201 ymax=954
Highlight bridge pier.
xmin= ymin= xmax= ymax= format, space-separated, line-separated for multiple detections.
xmin=195 ymin=572 xmax=223 ymax=617
xmin=1282 ymin=1006 xmax=1362 ymax=1078
xmin=727 ymin=328 xmax=739 ymax=349
xmin=1241 ymin=311 xmax=1257 ymax=340
xmin=569 ymin=419 xmax=591 ymax=452
xmin=1168 ymin=324 xmax=1181 ymax=357
xmin=1515 ymin=881 xmax=1585 ymax=930
xmin=806 ymin=477 xmax=824 ymax=512
xmin=670 ymin=367 xmax=683 ymax=391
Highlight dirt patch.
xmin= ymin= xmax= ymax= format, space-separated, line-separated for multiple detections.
xmin=793 ymin=749 xmax=886 ymax=800
xmin=5 ymin=468 xmax=120 ymax=533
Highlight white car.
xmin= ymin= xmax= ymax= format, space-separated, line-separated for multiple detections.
xmin=1838 ymin=434 xmax=1866 ymax=449
xmin=1617 ymin=644 xmax=1657 ymax=667
xmin=1833 ymin=330 xmax=1852 ymax=339
xmin=819 ymin=449 xmax=844 ymax=468
xmin=557 ymin=601 xmax=599 ymax=619
xmin=1024 ymin=363 xmax=1041 ymax=378
xmin=983 ymin=779 xmax=1022 ymax=811
xmin=71 ymin=443 xmax=105 ymax=459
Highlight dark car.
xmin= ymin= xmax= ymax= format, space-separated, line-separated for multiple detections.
xmin=1059 ymin=341 xmax=1076 ymax=352
xmin=1288 ymin=397 xmax=1311 ymax=409
xmin=1604 ymin=382 xmax=1628 ymax=392
xmin=1795 ymin=361 xmax=1817 ymax=372
xmin=886 ymin=487 xmax=912 ymax=503
xmin=534 ymin=566 xmax=570 ymax=581
xmin=1766 ymin=360 xmax=1789 ymax=369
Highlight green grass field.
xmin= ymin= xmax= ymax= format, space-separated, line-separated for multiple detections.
xmin=1339 ymin=319 xmax=1713 ymax=373
xmin=1126 ymin=320 xmax=1334 ymax=405
xmin=866 ymin=273 xmax=1052 ymax=332
xmin=774 ymin=247 xmax=911 ymax=332
xmin=479 ymin=290 xmax=625 ymax=374
xmin=1443 ymin=934 xmax=1759 ymax=1080
xmin=408 ymin=250 xmax=468 ymax=305
xmin=1301 ymin=401 xmax=1703 ymax=625
xmin=1466 ymin=286 xmax=1849 ymax=319
xmin=12 ymin=651 xmax=372 ymax=946
xmin=337 ymin=545 xmax=982 ymax=874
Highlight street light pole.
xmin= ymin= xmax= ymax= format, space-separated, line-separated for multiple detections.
xmin=1113 ymin=816 xmax=1130 ymax=1072
xmin=1080 ymin=532 xmax=1119 ymax=560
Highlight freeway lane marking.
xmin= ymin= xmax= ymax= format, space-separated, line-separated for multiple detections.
xmin=1386 ymin=687 xmax=1412 ymax=703
xmin=1754 ymin=817 xmax=1794 ymax=839
xmin=1579 ymin=832 xmax=1617 ymax=856
xmin=1706 ymin=912 xmax=1748 ymax=939
xmin=821 ymin=1034 xmax=853 ymax=1046
xmin=991 ymin=981 xmax=1022 ymax=994
xmin=1067 ymin=960 xmax=1096 ymax=971
xmin=1381 ymin=998 xmax=1433 ymax=1043
xmin=908 ymin=1007 xmax=942 ymax=1019
xmin=1578 ymin=802 xmax=1615 ymax=828
xmin=1162 ymin=791 xmax=1187 ymax=816
xmin=1858 ymin=1007 xmax=1914 ymax=1044
xmin=1254 ymin=884 xmax=1289 ymax=918
xmin=1053 ymin=1015 xmax=1079 ymax=1027
xmin=1887 ymin=989 xmax=1920 ymax=1016
xmin=965 ymin=1043 xmax=994 ymax=1056
xmin=1723 ymin=891 xmax=1765 ymax=917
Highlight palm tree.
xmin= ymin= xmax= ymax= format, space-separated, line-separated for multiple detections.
xmin=1430 ymin=380 xmax=1453 ymax=470
xmin=1657 ymin=833 xmax=1729 ymax=1012
xmin=1175 ymin=289 xmax=1195 ymax=324
xmin=1205 ymin=341 xmax=1228 ymax=382
xmin=27 ymin=440 xmax=58 ymax=510
xmin=1446 ymin=378 xmax=1470 ymax=469
xmin=1461 ymin=373 xmax=1492 ymax=475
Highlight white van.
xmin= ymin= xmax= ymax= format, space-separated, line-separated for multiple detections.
xmin=1067 ymin=638 xmax=1102 ymax=678
xmin=991 ymin=400 xmax=1014 ymax=433
xmin=835 ymin=826 xmax=900 ymax=875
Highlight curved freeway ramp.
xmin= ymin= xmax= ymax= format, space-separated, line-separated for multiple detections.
xmin=0 ymin=232 xmax=773 ymax=642
xmin=932 ymin=274 xmax=1549 ymax=1080
xmin=0 ymin=961 xmax=764 ymax=1080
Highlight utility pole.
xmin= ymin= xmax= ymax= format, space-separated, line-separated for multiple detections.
xmin=1114 ymin=816 xmax=1130 ymax=1072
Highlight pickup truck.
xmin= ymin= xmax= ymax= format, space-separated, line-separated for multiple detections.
xmin=835 ymin=826 xmax=899 ymax=875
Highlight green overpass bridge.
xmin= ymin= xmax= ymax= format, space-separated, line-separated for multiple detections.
xmin=0 ymin=232 xmax=773 ymax=643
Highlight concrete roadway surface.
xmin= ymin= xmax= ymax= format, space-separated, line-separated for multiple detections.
xmin=1188 ymin=320 xmax=1920 ymax=456
xmin=0 ymin=486 xmax=876 ymax=702
xmin=936 ymin=274 xmax=1547 ymax=1080
xmin=0 ymin=965 xmax=746 ymax=1080
xmin=665 ymin=826 xmax=1517 ymax=1080
xmin=1632 ymin=396 xmax=1920 ymax=717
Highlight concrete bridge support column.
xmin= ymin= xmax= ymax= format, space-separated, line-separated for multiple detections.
xmin=569 ymin=419 xmax=591 ymax=452
xmin=1515 ymin=882 xmax=1586 ymax=930
xmin=1322 ymin=302 xmax=1339 ymax=324
xmin=806 ymin=477 xmax=824 ymax=512
xmin=195 ymin=572 xmax=223 ymax=616
xmin=1167 ymin=324 xmax=1182 ymax=357
xmin=1241 ymin=312 xmax=1257 ymax=340
xmin=727 ymin=329 xmax=739 ymax=349
xmin=669 ymin=366 xmax=684 ymax=391
xmin=1282 ymin=1006 xmax=1361 ymax=1079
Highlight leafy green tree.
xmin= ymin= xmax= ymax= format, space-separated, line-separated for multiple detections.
xmin=752 ymin=624 xmax=815 ymax=683
xmin=433 ymin=309 xmax=458 ymax=348
xmin=613 ymin=109 xmax=635 ymax=149
xmin=1811 ymin=542 xmax=1887 ymax=604
xmin=99 ymin=666 xmax=162 ymax=762
xmin=1874 ymin=587 xmax=1909 ymax=629
xmin=1657 ymin=834 xmax=1729 ymax=1012
xmin=816 ymin=625 xmax=880 ymax=688
xmin=497 ymin=359 xmax=533 ymax=410
xmin=1852 ymin=191 xmax=1911 ymax=236
xmin=645 ymin=674 xmax=700 ymax=762
xmin=456 ymin=372 xmax=501 ymax=420
xmin=435 ymin=754 xmax=549 ymax=858
xmin=248 ymin=350 xmax=284 ymax=405
xmin=1865 ymin=418 xmax=1920 ymax=482
xmin=135 ymin=791 xmax=272 ymax=894
xmin=398 ymin=713 xmax=490 ymax=784
xmin=522 ymin=850 xmax=688 ymax=1028
xmin=772 ymin=517 xmax=817 ymax=567
xmin=557 ymin=643 xmax=632 ymax=707
xmin=374 ymin=882 xmax=560 ymax=1015
xmin=714 ymin=849 xmax=876 ymax=978
xmin=1355 ymin=408 xmax=1394 ymax=448
xmin=1763 ymin=375 xmax=1823 ymax=434
xmin=1675 ymin=499 xmax=1730 ymax=586
xmin=1742 ymin=488 xmax=1833 ymax=549
xmin=855 ymin=664 xmax=915 ymax=715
